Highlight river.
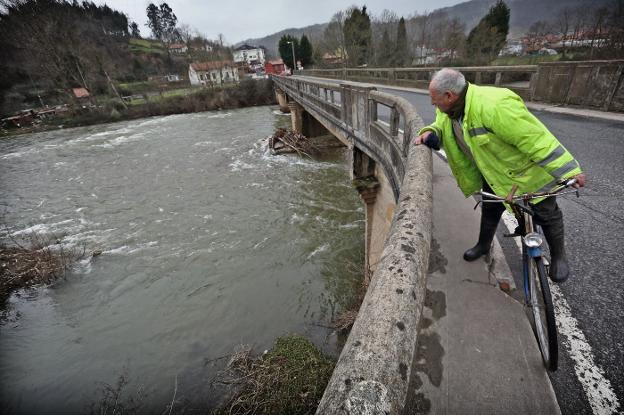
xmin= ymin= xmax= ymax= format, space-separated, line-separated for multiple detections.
xmin=0 ymin=106 xmax=363 ymax=413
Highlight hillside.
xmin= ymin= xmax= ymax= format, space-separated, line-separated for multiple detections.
xmin=240 ymin=0 xmax=612 ymax=54
xmin=433 ymin=0 xmax=613 ymax=37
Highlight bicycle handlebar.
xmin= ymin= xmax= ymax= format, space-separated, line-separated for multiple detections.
xmin=477 ymin=178 xmax=578 ymax=202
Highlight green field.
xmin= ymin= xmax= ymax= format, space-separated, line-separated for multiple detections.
xmin=128 ymin=38 xmax=166 ymax=54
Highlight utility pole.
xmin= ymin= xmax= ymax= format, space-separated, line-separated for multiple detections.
xmin=288 ymin=41 xmax=297 ymax=73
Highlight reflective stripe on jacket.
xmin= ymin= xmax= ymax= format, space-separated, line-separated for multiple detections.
xmin=419 ymin=83 xmax=582 ymax=200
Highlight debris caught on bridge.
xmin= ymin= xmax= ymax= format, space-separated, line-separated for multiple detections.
xmin=268 ymin=128 xmax=319 ymax=158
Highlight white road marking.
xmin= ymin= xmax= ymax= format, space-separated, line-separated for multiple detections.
xmin=500 ymin=211 xmax=620 ymax=415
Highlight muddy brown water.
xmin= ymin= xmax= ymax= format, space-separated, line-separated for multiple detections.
xmin=0 ymin=107 xmax=363 ymax=413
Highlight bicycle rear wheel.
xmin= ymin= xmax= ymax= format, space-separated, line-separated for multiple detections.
xmin=528 ymin=257 xmax=558 ymax=371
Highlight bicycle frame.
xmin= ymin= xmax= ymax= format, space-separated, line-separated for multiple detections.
xmin=517 ymin=206 xmax=542 ymax=302
xmin=476 ymin=180 xmax=578 ymax=371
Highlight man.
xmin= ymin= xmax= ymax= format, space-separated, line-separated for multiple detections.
xmin=414 ymin=68 xmax=586 ymax=283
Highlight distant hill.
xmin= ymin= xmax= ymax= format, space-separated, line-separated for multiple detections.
xmin=239 ymin=0 xmax=611 ymax=56
xmin=432 ymin=0 xmax=612 ymax=37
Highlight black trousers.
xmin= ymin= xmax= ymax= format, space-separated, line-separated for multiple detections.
xmin=481 ymin=182 xmax=563 ymax=228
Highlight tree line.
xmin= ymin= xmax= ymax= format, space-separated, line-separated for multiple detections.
xmin=277 ymin=34 xmax=314 ymax=69
xmin=523 ymin=2 xmax=624 ymax=60
xmin=316 ymin=2 xmax=509 ymax=68
xmin=312 ymin=0 xmax=623 ymax=68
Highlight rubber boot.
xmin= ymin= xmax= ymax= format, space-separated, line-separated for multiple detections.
xmin=541 ymin=222 xmax=570 ymax=283
xmin=463 ymin=214 xmax=500 ymax=261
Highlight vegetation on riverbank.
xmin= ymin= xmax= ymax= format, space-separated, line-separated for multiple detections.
xmin=213 ymin=335 xmax=335 ymax=415
xmin=1 ymin=79 xmax=276 ymax=138
xmin=0 ymin=231 xmax=85 ymax=305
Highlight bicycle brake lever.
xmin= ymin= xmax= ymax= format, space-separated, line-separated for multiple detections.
xmin=474 ymin=200 xmax=482 ymax=210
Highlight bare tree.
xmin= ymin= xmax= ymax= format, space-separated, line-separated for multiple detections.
xmin=588 ymin=7 xmax=609 ymax=59
xmin=177 ymin=23 xmax=193 ymax=45
xmin=321 ymin=10 xmax=347 ymax=66
xmin=371 ymin=9 xmax=398 ymax=66
xmin=556 ymin=8 xmax=572 ymax=57
xmin=444 ymin=18 xmax=466 ymax=63
xmin=570 ymin=6 xmax=587 ymax=48
xmin=526 ymin=20 xmax=550 ymax=53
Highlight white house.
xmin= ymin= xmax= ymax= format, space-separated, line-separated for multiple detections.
xmin=188 ymin=61 xmax=239 ymax=86
xmin=169 ymin=43 xmax=188 ymax=54
xmin=233 ymin=44 xmax=266 ymax=66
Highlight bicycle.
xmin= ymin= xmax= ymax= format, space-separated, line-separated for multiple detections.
xmin=475 ymin=179 xmax=580 ymax=371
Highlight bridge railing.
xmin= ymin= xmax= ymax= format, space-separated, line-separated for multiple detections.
xmin=272 ymin=74 xmax=434 ymax=414
xmin=302 ymin=65 xmax=538 ymax=100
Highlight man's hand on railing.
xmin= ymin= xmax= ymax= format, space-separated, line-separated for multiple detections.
xmin=413 ymin=131 xmax=440 ymax=150
xmin=413 ymin=131 xmax=431 ymax=145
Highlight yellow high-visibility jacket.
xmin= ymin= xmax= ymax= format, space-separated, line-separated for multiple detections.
xmin=419 ymin=83 xmax=582 ymax=200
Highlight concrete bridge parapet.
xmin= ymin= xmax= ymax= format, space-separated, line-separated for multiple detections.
xmin=271 ymin=74 xmax=433 ymax=414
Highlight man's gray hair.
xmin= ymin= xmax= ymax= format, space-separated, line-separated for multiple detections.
xmin=430 ymin=68 xmax=466 ymax=94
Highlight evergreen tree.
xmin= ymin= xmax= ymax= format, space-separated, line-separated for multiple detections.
xmin=394 ymin=17 xmax=408 ymax=67
xmin=299 ymin=34 xmax=313 ymax=66
xmin=130 ymin=21 xmax=141 ymax=38
xmin=146 ymin=3 xmax=162 ymax=40
xmin=466 ymin=0 xmax=510 ymax=64
xmin=278 ymin=35 xmax=299 ymax=70
xmin=158 ymin=3 xmax=178 ymax=43
xmin=377 ymin=29 xmax=394 ymax=66
xmin=145 ymin=2 xmax=178 ymax=42
xmin=344 ymin=6 xmax=372 ymax=66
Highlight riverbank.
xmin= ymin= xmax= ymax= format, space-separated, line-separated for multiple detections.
xmin=1 ymin=79 xmax=277 ymax=138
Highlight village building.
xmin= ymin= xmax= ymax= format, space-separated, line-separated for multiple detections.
xmin=72 ymin=87 xmax=92 ymax=106
xmin=169 ymin=43 xmax=188 ymax=54
xmin=264 ymin=59 xmax=286 ymax=75
xmin=188 ymin=61 xmax=239 ymax=86
xmin=233 ymin=44 xmax=266 ymax=68
xmin=189 ymin=40 xmax=213 ymax=52
xmin=321 ymin=53 xmax=342 ymax=66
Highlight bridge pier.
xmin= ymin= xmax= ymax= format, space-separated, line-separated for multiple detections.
xmin=352 ymin=148 xmax=379 ymax=281
xmin=275 ymin=87 xmax=290 ymax=113
xmin=288 ymin=101 xmax=303 ymax=133
xmin=351 ymin=148 xmax=397 ymax=277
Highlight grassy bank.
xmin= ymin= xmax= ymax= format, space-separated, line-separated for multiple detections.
xmin=212 ymin=335 xmax=335 ymax=415
xmin=1 ymin=79 xmax=277 ymax=138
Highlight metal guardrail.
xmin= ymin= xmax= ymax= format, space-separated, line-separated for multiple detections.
xmin=272 ymin=75 xmax=433 ymax=414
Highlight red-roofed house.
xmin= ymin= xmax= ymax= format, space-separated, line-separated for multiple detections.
xmin=264 ymin=59 xmax=286 ymax=75
xmin=72 ymin=87 xmax=90 ymax=98
xmin=71 ymin=87 xmax=92 ymax=106
xmin=189 ymin=61 xmax=239 ymax=86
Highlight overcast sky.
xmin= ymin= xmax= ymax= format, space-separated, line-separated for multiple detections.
xmin=101 ymin=0 xmax=467 ymax=44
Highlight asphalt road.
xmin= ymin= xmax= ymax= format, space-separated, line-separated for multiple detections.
xmin=298 ymin=76 xmax=624 ymax=415
xmin=381 ymin=87 xmax=624 ymax=415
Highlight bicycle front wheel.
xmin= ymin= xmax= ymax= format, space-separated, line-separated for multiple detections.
xmin=528 ymin=257 xmax=558 ymax=371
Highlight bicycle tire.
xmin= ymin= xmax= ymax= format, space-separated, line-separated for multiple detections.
xmin=528 ymin=257 xmax=559 ymax=371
